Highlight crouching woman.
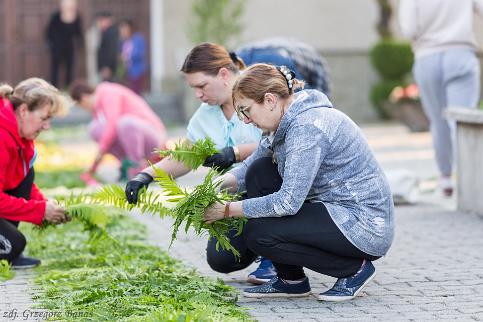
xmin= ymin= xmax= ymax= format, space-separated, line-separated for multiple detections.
xmin=203 ymin=64 xmax=394 ymax=301
xmin=0 ymin=78 xmax=68 ymax=268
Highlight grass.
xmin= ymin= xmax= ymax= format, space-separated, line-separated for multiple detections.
xmin=21 ymin=214 xmax=252 ymax=321
xmin=35 ymin=169 xmax=86 ymax=189
xmin=0 ymin=259 xmax=15 ymax=282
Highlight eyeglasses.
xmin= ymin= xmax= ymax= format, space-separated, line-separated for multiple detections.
xmin=235 ymin=103 xmax=253 ymax=121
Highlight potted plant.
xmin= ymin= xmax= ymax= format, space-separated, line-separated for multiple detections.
xmin=384 ymin=84 xmax=429 ymax=132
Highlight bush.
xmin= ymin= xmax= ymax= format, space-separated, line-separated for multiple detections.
xmin=370 ymin=40 xmax=414 ymax=80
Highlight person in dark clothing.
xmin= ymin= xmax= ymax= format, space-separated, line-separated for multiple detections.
xmin=236 ymin=37 xmax=331 ymax=97
xmin=45 ymin=0 xmax=83 ymax=89
xmin=96 ymin=11 xmax=119 ymax=81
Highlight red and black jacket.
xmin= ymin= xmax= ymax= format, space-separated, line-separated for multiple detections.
xmin=0 ymin=98 xmax=45 ymax=225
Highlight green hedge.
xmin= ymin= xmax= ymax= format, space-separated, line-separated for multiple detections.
xmin=370 ymin=40 xmax=414 ymax=80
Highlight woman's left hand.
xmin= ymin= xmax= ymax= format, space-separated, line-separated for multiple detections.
xmin=203 ymin=202 xmax=226 ymax=224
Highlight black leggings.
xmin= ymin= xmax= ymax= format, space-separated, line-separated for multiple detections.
xmin=0 ymin=169 xmax=35 ymax=262
xmin=206 ymin=157 xmax=284 ymax=273
xmin=207 ymin=157 xmax=379 ymax=279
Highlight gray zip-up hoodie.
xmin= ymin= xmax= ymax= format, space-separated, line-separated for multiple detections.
xmin=229 ymin=90 xmax=394 ymax=256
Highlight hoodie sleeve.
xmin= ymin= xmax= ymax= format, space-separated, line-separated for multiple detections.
xmin=0 ymin=145 xmax=45 ymax=225
xmin=30 ymin=183 xmax=46 ymax=201
xmin=241 ymin=123 xmax=328 ymax=218
xmin=398 ymin=0 xmax=418 ymax=40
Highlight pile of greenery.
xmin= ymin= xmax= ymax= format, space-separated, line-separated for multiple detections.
xmin=0 ymin=259 xmax=15 ymax=282
xmin=22 ymin=215 xmax=252 ymax=321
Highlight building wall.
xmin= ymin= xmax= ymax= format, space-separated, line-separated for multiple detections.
xmin=161 ymin=0 xmax=380 ymax=76
xmin=157 ymin=0 xmax=483 ymax=123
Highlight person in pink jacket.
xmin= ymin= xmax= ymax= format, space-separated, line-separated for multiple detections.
xmin=69 ymin=80 xmax=167 ymax=181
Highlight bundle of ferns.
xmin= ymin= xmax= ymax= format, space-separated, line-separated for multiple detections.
xmin=38 ymin=194 xmax=117 ymax=241
xmin=95 ymin=168 xmax=245 ymax=258
xmin=156 ymin=138 xmax=218 ymax=169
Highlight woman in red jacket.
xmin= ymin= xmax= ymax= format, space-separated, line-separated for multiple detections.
xmin=0 ymin=78 xmax=69 ymax=268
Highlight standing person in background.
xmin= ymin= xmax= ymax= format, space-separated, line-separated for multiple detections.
xmin=399 ymin=0 xmax=483 ymax=197
xmin=0 ymin=78 xmax=69 ymax=268
xmin=69 ymin=80 xmax=167 ymax=182
xmin=119 ymin=18 xmax=147 ymax=94
xmin=95 ymin=11 xmax=119 ymax=82
xmin=45 ymin=0 xmax=83 ymax=89
xmin=237 ymin=37 xmax=331 ymax=97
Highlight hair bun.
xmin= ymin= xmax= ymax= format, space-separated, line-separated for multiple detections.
xmin=229 ymin=51 xmax=238 ymax=64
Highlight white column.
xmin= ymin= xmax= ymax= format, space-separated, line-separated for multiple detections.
xmin=150 ymin=0 xmax=164 ymax=93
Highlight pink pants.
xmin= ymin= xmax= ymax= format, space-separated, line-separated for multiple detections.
xmin=89 ymin=116 xmax=167 ymax=163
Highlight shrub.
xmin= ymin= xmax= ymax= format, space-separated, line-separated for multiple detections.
xmin=370 ymin=40 xmax=414 ymax=80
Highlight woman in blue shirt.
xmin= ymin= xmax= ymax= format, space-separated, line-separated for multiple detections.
xmin=125 ymin=43 xmax=274 ymax=284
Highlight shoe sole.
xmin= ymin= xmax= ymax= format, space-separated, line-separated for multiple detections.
xmin=247 ymin=275 xmax=272 ymax=285
xmin=243 ymin=291 xmax=312 ymax=298
xmin=12 ymin=264 xmax=39 ymax=270
xmin=317 ymin=271 xmax=376 ymax=302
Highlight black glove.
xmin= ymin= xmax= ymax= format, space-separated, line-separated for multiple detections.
xmin=125 ymin=172 xmax=154 ymax=204
xmin=203 ymin=147 xmax=236 ymax=170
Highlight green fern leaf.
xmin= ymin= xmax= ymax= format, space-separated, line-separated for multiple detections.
xmin=156 ymin=138 xmax=218 ymax=170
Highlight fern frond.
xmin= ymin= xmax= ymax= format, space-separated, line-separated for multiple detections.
xmin=151 ymin=167 xmax=186 ymax=201
xmin=167 ymin=168 xmax=245 ymax=258
xmin=37 ymin=201 xmax=116 ymax=241
xmin=156 ymin=138 xmax=218 ymax=170
xmin=94 ymin=184 xmax=172 ymax=217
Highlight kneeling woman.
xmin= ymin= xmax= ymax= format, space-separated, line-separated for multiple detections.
xmin=203 ymin=64 xmax=394 ymax=301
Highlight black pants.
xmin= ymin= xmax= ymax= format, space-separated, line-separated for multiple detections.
xmin=206 ymin=157 xmax=283 ymax=273
xmin=0 ymin=169 xmax=35 ymax=262
xmin=50 ymin=47 xmax=74 ymax=89
xmin=207 ymin=157 xmax=379 ymax=279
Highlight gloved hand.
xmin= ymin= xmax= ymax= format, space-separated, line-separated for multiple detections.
xmin=125 ymin=172 xmax=154 ymax=204
xmin=203 ymin=147 xmax=236 ymax=170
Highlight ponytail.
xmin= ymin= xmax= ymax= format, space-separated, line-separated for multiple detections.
xmin=229 ymin=52 xmax=246 ymax=71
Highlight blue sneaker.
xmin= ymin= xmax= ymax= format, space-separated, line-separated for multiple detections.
xmin=243 ymin=276 xmax=311 ymax=298
xmin=318 ymin=260 xmax=376 ymax=302
xmin=247 ymin=257 xmax=277 ymax=284
xmin=11 ymin=254 xmax=41 ymax=269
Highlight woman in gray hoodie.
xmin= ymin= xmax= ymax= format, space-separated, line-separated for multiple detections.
xmin=203 ymin=63 xmax=395 ymax=301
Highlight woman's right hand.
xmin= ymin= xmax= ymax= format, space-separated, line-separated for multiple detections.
xmin=125 ymin=172 xmax=154 ymax=204
xmin=44 ymin=201 xmax=68 ymax=225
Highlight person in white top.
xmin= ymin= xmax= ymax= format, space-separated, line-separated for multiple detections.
xmin=399 ymin=0 xmax=483 ymax=196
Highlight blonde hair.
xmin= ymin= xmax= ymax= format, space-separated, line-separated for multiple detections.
xmin=232 ymin=63 xmax=304 ymax=105
xmin=181 ymin=43 xmax=245 ymax=76
xmin=0 ymin=78 xmax=66 ymax=115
